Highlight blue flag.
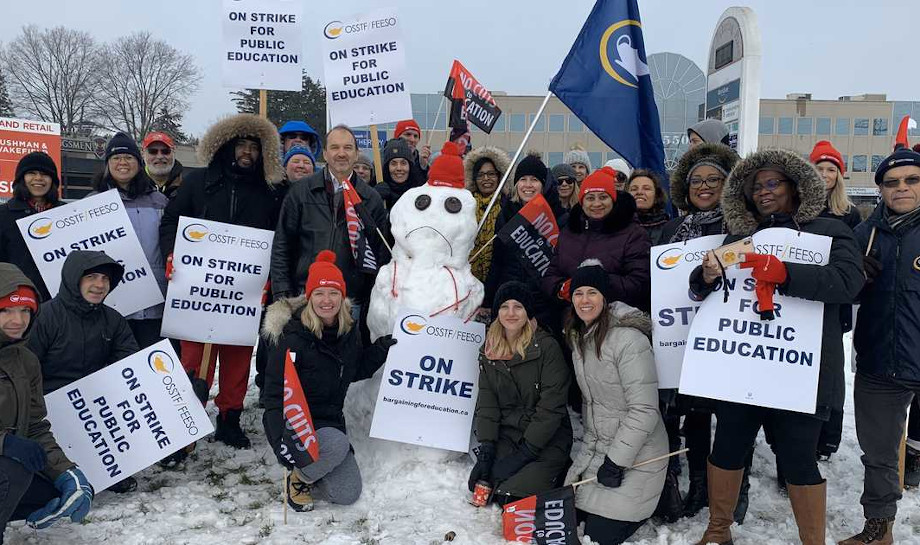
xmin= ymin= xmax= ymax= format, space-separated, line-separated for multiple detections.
xmin=550 ymin=0 xmax=666 ymax=179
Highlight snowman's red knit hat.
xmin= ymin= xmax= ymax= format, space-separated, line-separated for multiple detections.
xmin=305 ymin=250 xmax=346 ymax=298
xmin=428 ymin=142 xmax=466 ymax=189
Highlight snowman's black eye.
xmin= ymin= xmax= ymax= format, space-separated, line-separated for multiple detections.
xmin=415 ymin=194 xmax=431 ymax=210
xmin=445 ymin=197 xmax=462 ymax=214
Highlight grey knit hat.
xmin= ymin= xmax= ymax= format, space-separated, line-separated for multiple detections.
xmin=354 ymin=152 xmax=373 ymax=169
xmin=552 ymin=163 xmax=577 ymax=181
xmin=564 ymin=148 xmax=592 ymax=171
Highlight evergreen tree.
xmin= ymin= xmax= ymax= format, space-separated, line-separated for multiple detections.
xmin=231 ymin=71 xmax=326 ymax=137
xmin=0 ymin=68 xmax=15 ymax=118
xmin=150 ymin=107 xmax=190 ymax=144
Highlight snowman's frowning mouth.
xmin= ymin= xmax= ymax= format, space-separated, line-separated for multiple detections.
xmin=405 ymin=226 xmax=453 ymax=257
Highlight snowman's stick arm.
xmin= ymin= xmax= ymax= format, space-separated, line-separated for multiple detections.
xmin=376 ymin=227 xmax=393 ymax=255
xmin=476 ymin=91 xmax=554 ymax=235
xmin=468 ymin=235 xmax=496 ymax=263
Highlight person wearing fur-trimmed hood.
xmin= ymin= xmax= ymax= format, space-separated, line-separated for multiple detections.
xmin=688 ymin=148 xmax=863 ymax=545
xmin=465 ymin=146 xmax=512 ymax=284
xmin=158 ymin=113 xmax=287 ymax=451
xmin=261 ymin=251 xmax=395 ymax=512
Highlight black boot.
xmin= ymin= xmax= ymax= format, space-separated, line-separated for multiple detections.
xmin=215 ymin=409 xmax=251 ymax=449
xmin=733 ymin=462 xmax=751 ymax=524
xmin=109 ymin=476 xmax=137 ymax=494
xmin=906 ymin=446 xmax=920 ymax=489
xmin=682 ymin=469 xmax=708 ymax=517
xmin=654 ymin=464 xmax=683 ymax=523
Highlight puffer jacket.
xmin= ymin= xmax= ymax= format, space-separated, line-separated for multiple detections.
xmin=466 ymin=146 xmax=512 ymax=283
xmin=475 ymin=328 xmax=572 ymax=498
xmin=0 ymin=263 xmax=74 ymax=481
xmin=854 ymin=203 xmax=920 ymax=382
xmin=270 ymin=168 xmax=389 ymax=303
xmin=689 ymin=148 xmax=864 ymax=416
xmin=0 ymin=197 xmax=62 ymax=301
xmin=542 ymin=192 xmax=651 ymax=312
xmin=260 ymin=296 xmax=391 ymax=465
xmin=159 ymin=114 xmax=286 ymax=257
xmin=565 ymin=302 xmax=667 ymax=521
xmin=27 ymin=251 xmax=139 ymax=394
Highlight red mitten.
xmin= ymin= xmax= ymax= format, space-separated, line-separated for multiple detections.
xmin=262 ymin=280 xmax=271 ymax=306
xmin=740 ymin=253 xmax=787 ymax=284
xmin=753 ymin=280 xmax=777 ymax=321
xmin=165 ymin=254 xmax=174 ymax=281
xmin=557 ymin=279 xmax=572 ymax=301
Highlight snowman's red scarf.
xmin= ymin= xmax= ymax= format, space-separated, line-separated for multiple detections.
xmin=390 ymin=261 xmax=473 ymax=319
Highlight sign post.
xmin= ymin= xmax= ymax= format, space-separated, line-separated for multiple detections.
xmin=0 ymin=117 xmax=61 ymax=200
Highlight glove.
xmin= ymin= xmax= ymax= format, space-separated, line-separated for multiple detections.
xmin=261 ymin=280 xmax=271 ymax=306
xmin=596 ymin=456 xmax=625 ymax=488
xmin=376 ymin=335 xmax=397 ymax=350
xmin=491 ymin=442 xmax=538 ymax=484
xmin=753 ymin=279 xmax=778 ymax=321
xmin=468 ymin=441 xmax=496 ymax=492
xmin=740 ymin=253 xmax=787 ymax=284
xmin=3 ymin=434 xmax=46 ymax=473
xmin=165 ymin=254 xmax=174 ymax=281
xmin=863 ymin=249 xmax=882 ymax=283
xmin=557 ymin=279 xmax=572 ymax=301
xmin=27 ymin=468 xmax=94 ymax=529
xmin=189 ymin=370 xmax=209 ymax=405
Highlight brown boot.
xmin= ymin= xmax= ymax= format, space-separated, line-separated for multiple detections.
xmin=788 ymin=481 xmax=826 ymax=545
xmin=837 ymin=517 xmax=895 ymax=545
xmin=695 ymin=461 xmax=744 ymax=545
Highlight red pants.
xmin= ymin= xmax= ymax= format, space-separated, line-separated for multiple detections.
xmin=180 ymin=341 xmax=253 ymax=412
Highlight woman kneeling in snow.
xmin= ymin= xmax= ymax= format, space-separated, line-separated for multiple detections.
xmin=563 ymin=260 xmax=667 ymax=545
xmin=262 ymin=251 xmax=396 ymax=512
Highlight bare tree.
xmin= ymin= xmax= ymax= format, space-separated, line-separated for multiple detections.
xmin=1 ymin=25 xmax=101 ymax=133
xmin=92 ymin=32 xmax=201 ymax=141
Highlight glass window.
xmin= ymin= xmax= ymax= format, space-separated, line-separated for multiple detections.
xmin=842 ymin=155 xmax=848 ymax=171
xmin=852 ymin=155 xmax=867 ymax=172
xmin=491 ymin=115 xmax=505 ymax=132
xmin=854 ymin=118 xmax=869 ymax=136
xmin=759 ymin=117 xmax=774 ymax=135
xmin=873 ymin=118 xmax=888 ymax=136
xmin=528 ymin=114 xmax=545 ymax=132
xmin=568 ymin=115 xmax=584 ymax=132
xmin=871 ymin=155 xmax=884 ymax=172
xmin=797 ymin=118 xmax=813 ymax=135
xmin=606 ymin=151 xmax=622 ymax=162
xmin=778 ymin=117 xmax=793 ymax=135
xmin=510 ymin=114 xmax=525 ymax=132
xmin=816 ymin=118 xmax=831 ymax=135
xmin=548 ymin=114 xmax=565 ymax=132
xmin=410 ymin=94 xmax=427 ymax=111
xmin=547 ymin=152 xmax=564 ymax=166
xmin=835 ymin=118 xmax=850 ymax=135
xmin=588 ymin=152 xmax=603 ymax=170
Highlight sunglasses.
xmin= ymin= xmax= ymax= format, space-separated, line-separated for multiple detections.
xmin=881 ymin=175 xmax=920 ymax=189
xmin=146 ymin=148 xmax=172 ymax=156
xmin=558 ymin=177 xmax=575 ymax=185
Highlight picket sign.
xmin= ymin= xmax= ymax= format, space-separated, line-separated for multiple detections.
xmin=569 ymin=448 xmax=688 ymax=488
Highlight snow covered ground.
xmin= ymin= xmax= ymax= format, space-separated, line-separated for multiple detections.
xmin=8 ymin=352 xmax=920 ymax=545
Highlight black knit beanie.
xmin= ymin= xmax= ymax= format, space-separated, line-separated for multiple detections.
xmin=514 ymin=155 xmax=547 ymax=184
xmin=491 ymin=281 xmax=534 ymax=319
xmin=15 ymin=151 xmax=60 ymax=186
xmin=570 ymin=259 xmax=611 ymax=302
xmin=383 ymin=138 xmax=412 ymax=165
xmin=105 ymin=132 xmax=142 ymax=163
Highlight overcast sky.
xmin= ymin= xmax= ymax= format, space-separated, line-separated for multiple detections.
xmin=2 ymin=0 xmax=917 ymax=138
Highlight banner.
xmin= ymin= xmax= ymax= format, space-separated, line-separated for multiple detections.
xmin=44 ymin=340 xmax=214 ymax=491
xmin=442 ymin=60 xmax=502 ymax=134
xmin=496 ymin=194 xmax=559 ymax=278
xmin=0 ymin=117 xmax=61 ymax=200
xmin=161 ymin=216 xmax=272 ymax=345
xmin=341 ymin=179 xmax=378 ymax=274
xmin=650 ymin=235 xmax=724 ymax=388
xmin=279 ymin=350 xmax=320 ymax=467
xmin=502 ymin=486 xmax=579 ymax=545
xmin=16 ymin=189 xmax=162 ymax=316
xmin=321 ymin=7 xmax=412 ymax=127
xmin=679 ymin=228 xmax=832 ymax=413
xmin=221 ymin=0 xmax=304 ymax=91
xmin=370 ymin=308 xmax=484 ymax=452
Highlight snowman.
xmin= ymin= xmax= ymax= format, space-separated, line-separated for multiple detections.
xmin=367 ymin=141 xmax=484 ymax=339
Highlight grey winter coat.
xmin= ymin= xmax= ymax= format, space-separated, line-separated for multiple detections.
xmin=564 ymin=303 xmax=667 ymax=522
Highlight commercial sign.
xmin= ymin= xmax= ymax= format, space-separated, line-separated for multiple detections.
xmin=0 ymin=117 xmax=61 ymax=200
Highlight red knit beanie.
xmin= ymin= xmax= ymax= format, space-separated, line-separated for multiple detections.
xmin=395 ymin=119 xmax=421 ymax=139
xmin=809 ymin=140 xmax=845 ymax=175
xmin=427 ymin=142 xmax=466 ymax=189
xmin=579 ymin=166 xmax=618 ymax=203
xmin=304 ymin=250 xmax=346 ymax=298
xmin=0 ymin=286 xmax=38 ymax=313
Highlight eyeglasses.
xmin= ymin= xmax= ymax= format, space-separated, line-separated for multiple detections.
xmin=476 ymin=171 xmax=499 ymax=181
xmin=689 ymin=176 xmax=725 ymax=189
xmin=881 ymin=175 xmax=920 ymax=189
xmin=110 ymin=155 xmax=137 ymax=164
xmin=750 ymin=178 xmax=789 ymax=194
xmin=145 ymin=148 xmax=172 ymax=156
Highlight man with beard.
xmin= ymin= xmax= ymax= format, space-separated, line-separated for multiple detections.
xmin=159 ymin=114 xmax=286 ymax=450
xmin=142 ymin=132 xmax=184 ymax=200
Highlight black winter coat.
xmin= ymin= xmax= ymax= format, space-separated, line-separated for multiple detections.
xmin=0 ymin=198 xmax=62 ymax=301
xmin=854 ymin=205 xmax=920 ymax=382
xmin=271 ymin=169 xmax=389 ymax=303
xmin=28 ymin=251 xmax=139 ymax=394
xmin=819 ymin=206 xmax=862 ymax=230
xmin=659 ymin=213 xmax=726 ymax=244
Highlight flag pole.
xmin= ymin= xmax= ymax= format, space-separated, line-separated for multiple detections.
xmin=427 ymin=95 xmax=447 ymax=147
xmin=476 ymin=91 xmax=553 ymax=234
xmin=468 ymin=235 xmax=496 ymax=263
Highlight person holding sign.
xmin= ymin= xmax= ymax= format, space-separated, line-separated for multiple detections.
xmin=0 ymin=264 xmax=94 ymax=541
xmin=0 ymin=152 xmax=64 ymax=302
xmin=689 ymin=149 xmax=863 ymax=545
xmin=469 ymin=281 xmax=572 ymax=504
xmin=562 ymin=260 xmax=667 ymax=545
xmin=261 ymin=251 xmax=395 ymax=512
xmin=90 ymin=133 xmax=169 ymax=348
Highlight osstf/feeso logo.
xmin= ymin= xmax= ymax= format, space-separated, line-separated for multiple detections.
xmin=182 ymin=223 xmax=209 ymax=243
xmin=27 ymin=217 xmax=53 ymax=239
xmin=148 ymin=350 xmax=176 ymax=375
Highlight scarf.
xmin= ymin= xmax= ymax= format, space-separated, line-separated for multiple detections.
xmin=885 ymin=204 xmax=920 ymax=234
xmin=669 ymin=207 xmax=725 ymax=243
xmin=637 ymin=209 xmax=669 ymax=229
xmin=472 ymin=192 xmax=501 ymax=282
xmin=28 ymin=198 xmax=54 ymax=212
